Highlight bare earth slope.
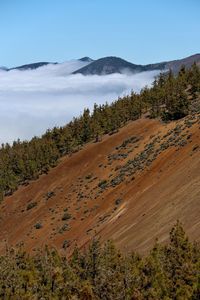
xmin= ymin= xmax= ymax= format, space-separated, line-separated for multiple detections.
xmin=0 ymin=115 xmax=200 ymax=254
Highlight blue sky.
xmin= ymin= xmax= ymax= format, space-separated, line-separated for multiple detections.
xmin=0 ymin=0 xmax=200 ymax=67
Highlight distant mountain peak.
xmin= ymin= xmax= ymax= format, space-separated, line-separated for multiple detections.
xmin=79 ymin=57 xmax=94 ymax=62
xmin=73 ymin=56 xmax=145 ymax=75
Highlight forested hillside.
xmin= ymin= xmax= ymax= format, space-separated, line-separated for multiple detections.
xmin=0 ymin=223 xmax=200 ymax=299
xmin=0 ymin=64 xmax=200 ymax=201
xmin=0 ymin=64 xmax=199 ymax=299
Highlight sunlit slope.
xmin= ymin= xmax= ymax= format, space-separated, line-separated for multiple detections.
xmin=0 ymin=114 xmax=200 ymax=254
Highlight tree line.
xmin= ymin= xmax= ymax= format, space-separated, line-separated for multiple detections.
xmin=0 ymin=222 xmax=199 ymax=299
xmin=0 ymin=64 xmax=199 ymax=200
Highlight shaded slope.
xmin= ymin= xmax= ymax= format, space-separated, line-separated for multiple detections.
xmin=9 ymin=62 xmax=57 ymax=71
xmin=73 ymin=54 xmax=200 ymax=75
xmin=73 ymin=56 xmax=146 ymax=75
xmin=165 ymin=53 xmax=200 ymax=73
xmin=0 ymin=114 xmax=200 ymax=255
xmin=144 ymin=53 xmax=200 ymax=74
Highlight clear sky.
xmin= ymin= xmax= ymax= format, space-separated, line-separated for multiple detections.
xmin=0 ymin=0 xmax=200 ymax=67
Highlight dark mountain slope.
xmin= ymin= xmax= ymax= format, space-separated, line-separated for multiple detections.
xmin=10 ymin=62 xmax=57 ymax=71
xmin=0 ymin=66 xmax=8 ymax=71
xmin=165 ymin=53 xmax=200 ymax=73
xmin=73 ymin=56 xmax=148 ymax=75
xmin=73 ymin=54 xmax=200 ymax=75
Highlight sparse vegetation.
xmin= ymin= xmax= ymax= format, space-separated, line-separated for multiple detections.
xmin=192 ymin=144 xmax=199 ymax=151
xmin=98 ymin=179 xmax=108 ymax=189
xmin=62 ymin=212 xmax=71 ymax=221
xmin=115 ymin=198 xmax=122 ymax=205
xmin=34 ymin=222 xmax=42 ymax=229
xmin=62 ymin=239 xmax=70 ymax=249
xmin=59 ymin=223 xmax=70 ymax=233
xmin=45 ymin=191 xmax=55 ymax=200
xmin=26 ymin=201 xmax=37 ymax=210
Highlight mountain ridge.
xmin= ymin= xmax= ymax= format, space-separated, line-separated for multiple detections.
xmin=9 ymin=62 xmax=58 ymax=71
xmin=3 ymin=53 xmax=200 ymax=74
xmin=73 ymin=54 xmax=200 ymax=75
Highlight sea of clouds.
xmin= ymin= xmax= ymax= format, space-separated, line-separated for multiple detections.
xmin=0 ymin=60 xmax=159 ymax=144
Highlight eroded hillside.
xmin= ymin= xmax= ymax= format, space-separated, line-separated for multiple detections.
xmin=0 ymin=113 xmax=200 ymax=255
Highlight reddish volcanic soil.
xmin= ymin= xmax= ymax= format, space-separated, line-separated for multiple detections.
xmin=0 ymin=114 xmax=200 ymax=255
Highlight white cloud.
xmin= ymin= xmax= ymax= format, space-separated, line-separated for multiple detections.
xmin=0 ymin=61 xmax=159 ymax=144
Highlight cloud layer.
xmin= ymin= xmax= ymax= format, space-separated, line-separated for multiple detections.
xmin=0 ymin=61 xmax=159 ymax=143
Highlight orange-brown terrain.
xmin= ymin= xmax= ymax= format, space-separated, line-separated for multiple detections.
xmin=0 ymin=114 xmax=200 ymax=255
